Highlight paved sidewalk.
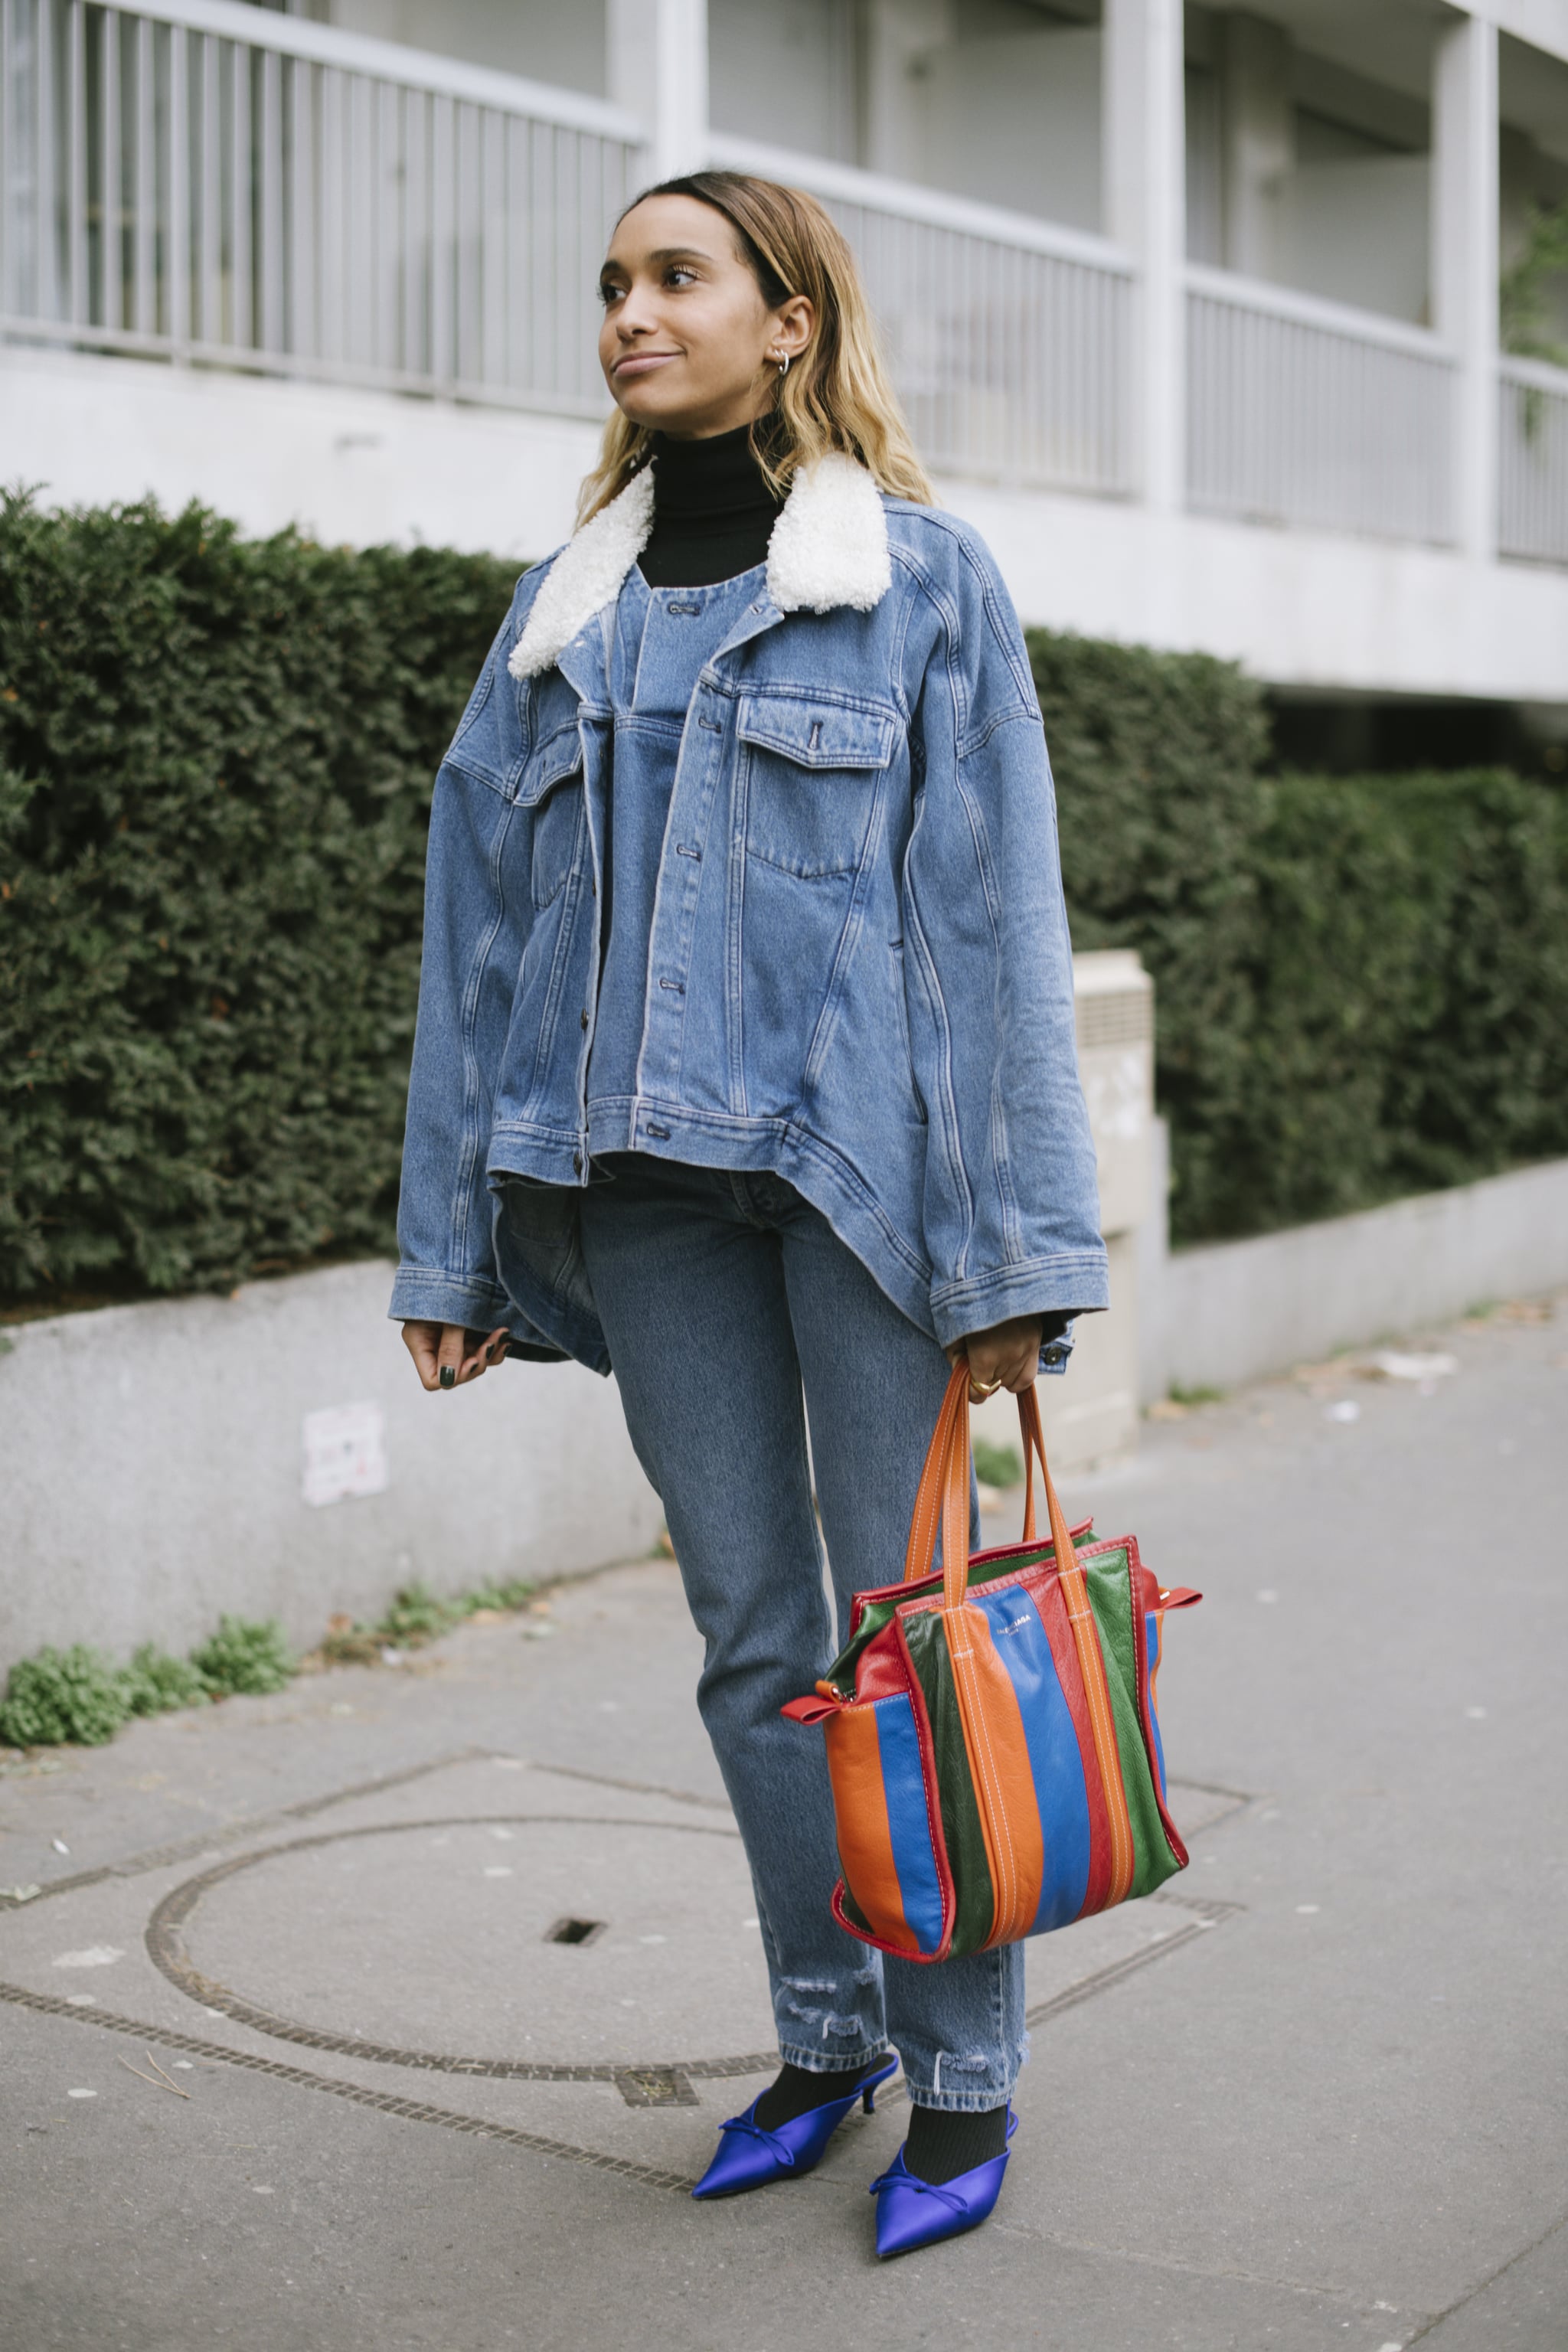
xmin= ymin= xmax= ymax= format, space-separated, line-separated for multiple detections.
xmin=2 ymin=1298 xmax=1563 ymax=2352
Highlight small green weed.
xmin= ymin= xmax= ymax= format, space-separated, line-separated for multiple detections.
xmin=376 ymin=1582 xmax=463 ymax=1646
xmin=464 ymin=1578 xmax=537 ymax=1615
xmin=189 ymin=1616 xmax=295 ymax=1697
xmin=119 ymin=1645 xmax=209 ymax=1716
xmin=0 ymin=1646 xmax=129 ymax=1747
xmin=972 ymin=1439 xmax=1024 ymax=1490
xmin=0 ymin=1576 xmax=550 ymax=1751
xmin=1168 ymin=1382 xmax=1227 ymax=1408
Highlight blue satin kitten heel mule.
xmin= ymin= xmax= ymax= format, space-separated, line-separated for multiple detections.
xmin=691 ymin=2056 xmax=899 ymax=2200
xmin=868 ymin=2112 xmax=1018 ymax=2258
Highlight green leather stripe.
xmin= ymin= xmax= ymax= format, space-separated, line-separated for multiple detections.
xmin=838 ymin=1880 xmax=873 ymax=1937
xmin=901 ymin=1610 xmax=995 ymax=1958
xmin=1083 ymin=1547 xmax=1183 ymax=1900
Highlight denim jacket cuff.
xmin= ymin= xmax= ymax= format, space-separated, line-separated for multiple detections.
xmin=929 ymin=1250 xmax=1111 ymax=1353
xmin=387 ymin=1266 xmax=515 ymax=1331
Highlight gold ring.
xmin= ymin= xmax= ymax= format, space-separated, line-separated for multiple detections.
xmin=972 ymin=1376 xmax=1002 ymax=1397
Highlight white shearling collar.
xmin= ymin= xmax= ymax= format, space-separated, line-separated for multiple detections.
xmin=508 ymin=449 xmax=891 ymax=681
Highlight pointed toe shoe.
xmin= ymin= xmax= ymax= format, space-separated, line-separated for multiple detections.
xmin=868 ymin=2113 xmax=1018 ymax=2258
xmin=691 ymin=2056 xmax=898 ymax=2200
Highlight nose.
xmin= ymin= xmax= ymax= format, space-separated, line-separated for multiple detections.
xmin=612 ymin=282 xmax=662 ymax=341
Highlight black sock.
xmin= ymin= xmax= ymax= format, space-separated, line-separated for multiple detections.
xmin=753 ymin=2057 xmax=881 ymax=2131
xmin=903 ymin=2103 xmax=1010 ymax=2184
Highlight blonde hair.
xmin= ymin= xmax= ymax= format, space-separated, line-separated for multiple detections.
xmin=577 ymin=170 xmax=935 ymax=526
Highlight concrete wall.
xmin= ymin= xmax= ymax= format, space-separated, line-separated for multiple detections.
xmin=0 ymin=345 xmax=598 ymax=565
xmin=0 ymin=1263 xmax=662 ymax=1675
xmin=322 ymin=0 xmax=606 ymax=92
xmin=1141 ymin=1151 xmax=1568 ymax=1400
xmin=7 ymin=1151 xmax=1566 ymax=1668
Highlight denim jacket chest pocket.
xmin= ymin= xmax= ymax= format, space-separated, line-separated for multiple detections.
xmin=519 ymin=720 xmax=586 ymax=910
xmin=737 ymin=691 xmax=900 ymax=880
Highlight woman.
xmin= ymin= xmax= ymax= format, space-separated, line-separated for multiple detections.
xmin=393 ymin=172 xmax=1107 ymax=2257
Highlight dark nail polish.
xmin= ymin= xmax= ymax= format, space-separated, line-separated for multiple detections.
xmin=438 ymin=1365 xmax=456 ymax=1390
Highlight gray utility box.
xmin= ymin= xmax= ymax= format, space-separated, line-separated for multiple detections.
xmin=974 ymin=949 xmax=1155 ymax=1481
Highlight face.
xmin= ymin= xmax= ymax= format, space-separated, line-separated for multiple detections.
xmin=598 ymin=193 xmax=814 ymax=440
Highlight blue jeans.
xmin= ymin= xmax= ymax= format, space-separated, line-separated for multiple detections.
xmin=577 ymin=1157 xmax=1026 ymax=2111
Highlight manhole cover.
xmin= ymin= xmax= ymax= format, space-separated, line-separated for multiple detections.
xmin=147 ymin=1815 xmax=779 ymax=2078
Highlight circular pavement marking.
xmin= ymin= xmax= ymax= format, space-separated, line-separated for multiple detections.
xmin=145 ymin=1815 xmax=780 ymax=2083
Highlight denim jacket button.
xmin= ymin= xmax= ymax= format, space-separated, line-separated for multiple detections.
xmin=580 ymin=1009 xmax=590 ymax=1030
xmin=573 ymin=1152 xmax=583 ymax=1175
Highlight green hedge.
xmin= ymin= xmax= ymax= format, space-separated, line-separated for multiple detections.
xmin=2 ymin=494 xmax=1566 ymax=1302
xmin=1031 ymin=632 xmax=1568 ymax=1238
xmin=0 ymin=491 xmax=511 ymax=1298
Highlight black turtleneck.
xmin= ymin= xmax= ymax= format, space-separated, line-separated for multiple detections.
xmin=639 ymin=423 xmax=782 ymax=588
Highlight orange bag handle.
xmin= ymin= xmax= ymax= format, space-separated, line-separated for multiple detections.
xmin=903 ymin=1360 xmax=1138 ymax=1907
xmin=901 ymin=1359 xmax=1075 ymax=1609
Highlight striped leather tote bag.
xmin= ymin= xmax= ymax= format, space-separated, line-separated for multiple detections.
xmin=784 ymin=1361 xmax=1200 ymax=1961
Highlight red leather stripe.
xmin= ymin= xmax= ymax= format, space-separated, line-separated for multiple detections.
xmin=823 ymin=1709 xmax=916 ymax=1955
xmin=1132 ymin=1541 xmax=1191 ymax=1870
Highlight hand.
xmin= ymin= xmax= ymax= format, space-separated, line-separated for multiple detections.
xmin=401 ymin=1319 xmax=511 ymax=1392
xmin=946 ymin=1315 xmax=1044 ymax=1403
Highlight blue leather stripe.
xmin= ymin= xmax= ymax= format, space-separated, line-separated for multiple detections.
xmin=1146 ymin=1614 xmax=1168 ymax=1799
xmin=873 ymin=1696 xmax=948 ymax=1955
xmin=978 ymin=1586 xmax=1091 ymax=1933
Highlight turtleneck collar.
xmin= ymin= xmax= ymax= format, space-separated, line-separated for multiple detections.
xmin=638 ymin=422 xmax=782 ymax=589
xmin=648 ymin=423 xmax=779 ymax=516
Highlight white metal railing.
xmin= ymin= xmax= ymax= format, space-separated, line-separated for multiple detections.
xmin=1186 ymin=266 xmax=1457 ymax=546
xmin=1498 ymin=354 xmax=1568 ymax=566
xmin=0 ymin=0 xmax=644 ymax=414
xmin=712 ymin=134 xmax=1135 ymax=498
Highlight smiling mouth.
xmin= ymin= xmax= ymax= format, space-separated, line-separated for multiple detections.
xmin=613 ymin=351 xmax=681 ymax=377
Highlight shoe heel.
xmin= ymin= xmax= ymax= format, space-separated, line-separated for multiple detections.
xmin=862 ymin=2086 xmax=877 ymax=2115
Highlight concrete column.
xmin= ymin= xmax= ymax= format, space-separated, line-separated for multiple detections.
xmin=1219 ymin=13 xmax=1292 ymax=280
xmin=861 ymin=0 xmax=949 ymax=181
xmin=1102 ymin=0 xmax=1186 ymax=512
xmin=607 ymin=0 xmax=708 ymax=182
xmin=1432 ymin=13 xmax=1499 ymax=561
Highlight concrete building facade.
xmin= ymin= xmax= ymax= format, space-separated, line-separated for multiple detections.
xmin=3 ymin=0 xmax=1567 ymax=729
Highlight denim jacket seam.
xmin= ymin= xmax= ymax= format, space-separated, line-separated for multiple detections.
xmin=900 ymin=849 xmax=975 ymax=1277
xmin=931 ymin=1250 xmax=1109 ymax=1304
xmin=391 ymin=1265 xmax=512 ymax=1301
xmin=955 ymin=702 xmax=1042 ymax=764
xmin=893 ymin=549 xmax=968 ymax=753
xmin=893 ymin=514 xmax=1037 ymax=710
xmin=451 ymin=801 xmax=520 ymax=1274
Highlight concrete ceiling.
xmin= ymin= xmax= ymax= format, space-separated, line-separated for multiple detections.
xmin=1499 ymin=28 xmax=1568 ymax=158
xmin=1191 ymin=2 xmax=1449 ymax=107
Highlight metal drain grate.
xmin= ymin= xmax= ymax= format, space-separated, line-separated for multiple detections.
xmin=544 ymin=1916 xmax=606 ymax=1947
xmin=616 ymin=2067 xmax=698 ymax=2109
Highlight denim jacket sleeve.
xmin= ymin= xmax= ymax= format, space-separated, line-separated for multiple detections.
xmin=899 ymin=527 xmax=1109 ymax=1350
xmin=388 ymin=588 xmax=543 ymax=1338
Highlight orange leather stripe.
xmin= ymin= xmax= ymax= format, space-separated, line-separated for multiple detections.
xmin=823 ymin=1709 xmax=916 ymax=1954
xmin=944 ymin=1603 xmax=1045 ymax=1947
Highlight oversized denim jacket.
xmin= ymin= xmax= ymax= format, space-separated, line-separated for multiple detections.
xmin=390 ymin=452 xmax=1109 ymax=1372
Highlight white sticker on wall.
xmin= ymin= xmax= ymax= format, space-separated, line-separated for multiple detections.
xmin=302 ymin=1400 xmax=389 ymax=1508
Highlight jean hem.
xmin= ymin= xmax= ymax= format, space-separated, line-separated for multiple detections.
xmin=775 ymin=2043 xmax=893 ymax=2076
xmin=901 ymin=2086 xmax=1017 ymax=2113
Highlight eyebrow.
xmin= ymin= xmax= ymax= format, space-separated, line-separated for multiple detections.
xmin=600 ymin=245 xmax=717 ymax=275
